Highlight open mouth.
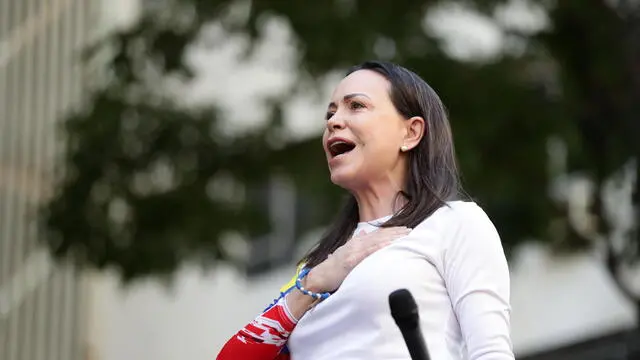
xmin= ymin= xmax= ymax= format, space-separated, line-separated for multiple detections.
xmin=328 ymin=139 xmax=356 ymax=158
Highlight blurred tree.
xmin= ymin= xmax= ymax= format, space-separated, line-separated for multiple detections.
xmin=41 ymin=0 xmax=638 ymax=313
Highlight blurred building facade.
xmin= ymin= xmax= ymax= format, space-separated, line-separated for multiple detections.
xmin=0 ymin=0 xmax=103 ymax=359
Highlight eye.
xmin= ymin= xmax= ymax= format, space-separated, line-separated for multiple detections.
xmin=349 ymin=101 xmax=366 ymax=110
xmin=325 ymin=111 xmax=335 ymax=120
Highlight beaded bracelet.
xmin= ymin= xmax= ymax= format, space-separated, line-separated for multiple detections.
xmin=295 ymin=268 xmax=331 ymax=300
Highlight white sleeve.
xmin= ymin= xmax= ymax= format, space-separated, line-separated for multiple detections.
xmin=442 ymin=204 xmax=514 ymax=360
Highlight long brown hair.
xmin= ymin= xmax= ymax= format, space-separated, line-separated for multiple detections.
xmin=302 ymin=61 xmax=464 ymax=268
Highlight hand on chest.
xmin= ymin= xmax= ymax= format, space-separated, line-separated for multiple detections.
xmin=307 ymin=240 xmax=447 ymax=325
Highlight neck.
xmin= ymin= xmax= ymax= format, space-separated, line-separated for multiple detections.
xmin=352 ymin=181 xmax=406 ymax=222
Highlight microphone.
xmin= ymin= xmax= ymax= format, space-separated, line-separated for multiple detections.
xmin=389 ymin=289 xmax=431 ymax=360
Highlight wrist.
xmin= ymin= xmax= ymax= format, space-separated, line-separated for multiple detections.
xmin=285 ymin=289 xmax=319 ymax=320
xmin=295 ymin=267 xmax=331 ymax=301
xmin=302 ymin=270 xmax=324 ymax=293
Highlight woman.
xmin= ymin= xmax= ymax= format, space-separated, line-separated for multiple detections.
xmin=217 ymin=61 xmax=514 ymax=360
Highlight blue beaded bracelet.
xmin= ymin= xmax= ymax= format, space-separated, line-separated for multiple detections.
xmin=295 ymin=268 xmax=331 ymax=300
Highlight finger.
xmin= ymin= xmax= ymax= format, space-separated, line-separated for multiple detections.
xmin=378 ymin=226 xmax=410 ymax=234
xmin=353 ymin=227 xmax=409 ymax=243
xmin=363 ymin=240 xmax=393 ymax=256
xmin=353 ymin=229 xmax=367 ymax=238
xmin=371 ymin=234 xmax=408 ymax=246
xmin=391 ymin=226 xmax=411 ymax=231
xmin=346 ymin=242 xmax=386 ymax=267
xmin=361 ymin=227 xmax=405 ymax=238
xmin=375 ymin=227 xmax=410 ymax=238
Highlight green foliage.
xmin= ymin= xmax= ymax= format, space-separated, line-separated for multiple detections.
xmin=40 ymin=0 xmax=639 ymax=283
xmin=44 ymin=93 xmax=274 ymax=279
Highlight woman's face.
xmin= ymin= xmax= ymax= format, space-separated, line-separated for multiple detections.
xmin=322 ymin=70 xmax=419 ymax=190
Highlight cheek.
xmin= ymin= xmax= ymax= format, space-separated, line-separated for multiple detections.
xmin=361 ymin=126 xmax=401 ymax=155
xmin=352 ymin=114 xmax=402 ymax=143
xmin=355 ymin=137 xmax=400 ymax=175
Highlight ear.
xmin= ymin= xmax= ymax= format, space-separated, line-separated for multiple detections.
xmin=401 ymin=116 xmax=425 ymax=151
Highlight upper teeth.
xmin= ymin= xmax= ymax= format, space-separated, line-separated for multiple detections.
xmin=332 ymin=141 xmax=347 ymax=147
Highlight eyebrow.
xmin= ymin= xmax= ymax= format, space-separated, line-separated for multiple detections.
xmin=328 ymin=93 xmax=371 ymax=108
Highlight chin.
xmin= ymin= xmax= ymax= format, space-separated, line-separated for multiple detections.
xmin=329 ymin=169 xmax=361 ymax=189
xmin=329 ymin=171 xmax=348 ymax=186
xmin=327 ymin=155 xmax=367 ymax=188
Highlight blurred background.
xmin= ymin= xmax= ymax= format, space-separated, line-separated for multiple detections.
xmin=0 ymin=0 xmax=638 ymax=359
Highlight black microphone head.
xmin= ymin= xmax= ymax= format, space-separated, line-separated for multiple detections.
xmin=389 ymin=289 xmax=420 ymax=328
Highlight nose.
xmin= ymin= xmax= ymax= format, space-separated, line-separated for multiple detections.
xmin=326 ymin=115 xmax=346 ymax=132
